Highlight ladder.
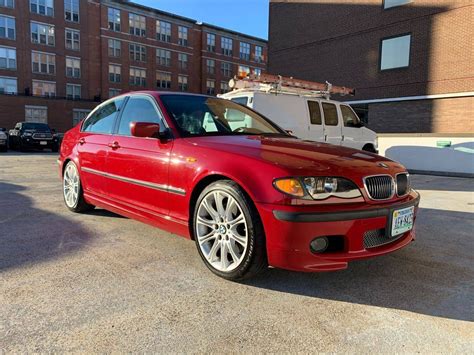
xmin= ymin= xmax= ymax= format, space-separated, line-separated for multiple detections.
xmin=229 ymin=73 xmax=355 ymax=99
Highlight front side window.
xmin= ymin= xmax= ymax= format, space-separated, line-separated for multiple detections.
xmin=0 ymin=16 xmax=15 ymax=40
xmin=178 ymin=75 xmax=188 ymax=92
xmin=108 ymin=8 xmax=121 ymax=32
xmin=0 ymin=0 xmax=14 ymax=9
xmin=32 ymin=51 xmax=55 ymax=75
xmin=380 ymin=34 xmax=411 ymax=70
xmin=206 ymin=59 xmax=215 ymax=75
xmin=108 ymin=39 xmax=120 ymax=57
xmin=307 ymin=101 xmax=322 ymax=125
xmin=129 ymin=67 xmax=146 ymax=86
xmin=322 ymin=102 xmax=338 ymax=126
xmin=118 ymin=96 xmax=165 ymax=136
xmin=129 ymin=13 xmax=146 ymax=37
xmin=157 ymin=48 xmax=171 ymax=66
xmin=221 ymin=37 xmax=233 ymax=56
xmin=66 ymin=57 xmax=80 ymax=78
xmin=340 ymin=105 xmax=362 ymax=127
xmin=82 ymin=97 xmax=125 ymax=134
xmin=156 ymin=71 xmax=171 ymax=89
xmin=31 ymin=22 xmax=55 ymax=46
xmin=65 ymin=29 xmax=80 ymax=50
xmin=109 ymin=64 xmax=121 ymax=83
xmin=0 ymin=76 xmax=17 ymax=94
xmin=64 ymin=0 xmax=79 ymax=22
xmin=66 ymin=83 xmax=81 ymax=99
xmin=0 ymin=46 xmax=16 ymax=69
xmin=178 ymin=26 xmax=188 ymax=46
xmin=32 ymin=80 xmax=56 ymax=97
xmin=30 ymin=0 xmax=53 ymax=16
xmin=206 ymin=33 xmax=215 ymax=52
xmin=239 ymin=42 xmax=250 ymax=61
xmin=129 ymin=43 xmax=146 ymax=62
xmin=384 ymin=0 xmax=411 ymax=9
xmin=160 ymin=95 xmax=286 ymax=137
xmin=156 ymin=20 xmax=171 ymax=42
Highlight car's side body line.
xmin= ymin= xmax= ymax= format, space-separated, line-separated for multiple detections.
xmin=81 ymin=166 xmax=186 ymax=196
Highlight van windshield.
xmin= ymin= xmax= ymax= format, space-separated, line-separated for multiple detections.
xmin=160 ymin=95 xmax=288 ymax=138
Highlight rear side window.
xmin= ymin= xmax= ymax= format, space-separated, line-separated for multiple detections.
xmin=307 ymin=101 xmax=322 ymax=125
xmin=340 ymin=105 xmax=361 ymax=127
xmin=231 ymin=97 xmax=248 ymax=106
xmin=82 ymin=98 xmax=124 ymax=134
xmin=118 ymin=96 xmax=165 ymax=136
xmin=322 ymin=103 xmax=338 ymax=126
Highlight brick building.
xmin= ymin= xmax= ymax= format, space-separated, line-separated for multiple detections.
xmin=268 ymin=0 xmax=473 ymax=133
xmin=0 ymin=0 xmax=267 ymax=132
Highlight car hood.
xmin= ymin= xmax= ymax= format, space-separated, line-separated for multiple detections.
xmin=185 ymin=135 xmax=405 ymax=176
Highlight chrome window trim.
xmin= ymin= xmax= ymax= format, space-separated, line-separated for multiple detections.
xmin=363 ymin=174 xmax=395 ymax=201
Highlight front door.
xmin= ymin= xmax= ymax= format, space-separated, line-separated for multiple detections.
xmin=105 ymin=95 xmax=173 ymax=217
xmin=321 ymin=101 xmax=342 ymax=145
xmin=339 ymin=104 xmax=363 ymax=150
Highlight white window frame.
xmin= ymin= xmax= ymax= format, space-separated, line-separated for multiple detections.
xmin=72 ymin=109 xmax=90 ymax=126
xmin=156 ymin=48 xmax=171 ymax=67
xmin=64 ymin=0 xmax=80 ymax=22
xmin=109 ymin=63 xmax=121 ymax=83
xmin=31 ymin=50 xmax=56 ymax=75
xmin=65 ymin=28 xmax=80 ymax=51
xmin=30 ymin=0 xmax=54 ymax=17
xmin=108 ymin=8 xmax=121 ymax=32
xmin=178 ymin=75 xmax=188 ymax=92
xmin=129 ymin=67 xmax=146 ymax=86
xmin=25 ymin=105 xmax=48 ymax=124
xmin=239 ymin=42 xmax=250 ymax=61
xmin=66 ymin=56 xmax=81 ymax=78
xmin=206 ymin=79 xmax=215 ymax=95
xmin=108 ymin=39 xmax=121 ymax=57
xmin=156 ymin=71 xmax=171 ymax=89
xmin=0 ymin=45 xmax=16 ymax=70
xmin=129 ymin=13 xmax=146 ymax=37
xmin=32 ymin=79 xmax=56 ymax=97
xmin=206 ymin=33 xmax=215 ymax=52
xmin=66 ymin=83 xmax=81 ymax=100
xmin=0 ymin=15 xmax=15 ymax=40
xmin=221 ymin=37 xmax=233 ymax=56
xmin=178 ymin=53 xmax=188 ymax=70
xmin=0 ymin=0 xmax=14 ymax=9
xmin=129 ymin=43 xmax=146 ymax=62
xmin=0 ymin=75 xmax=17 ymax=94
xmin=156 ymin=20 xmax=171 ymax=42
xmin=178 ymin=26 xmax=188 ymax=46
xmin=108 ymin=88 xmax=121 ymax=98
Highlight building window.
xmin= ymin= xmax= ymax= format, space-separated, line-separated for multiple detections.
xmin=253 ymin=68 xmax=262 ymax=76
xmin=129 ymin=43 xmax=146 ymax=62
xmin=0 ymin=46 xmax=16 ymax=69
xmin=0 ymin=76 xmax=17 ymax=94
xmin=221 ymin=62 xmax=232 ymax=77
xmin=108 ymin=39 xmax=120 ymax=57
xmin=0 ymin=0 xmax=14 ymax=9
xmin=129 ymin=13 xmax=146 ymax=37
xmin=108 ymin=8 xmax=121 ymax=32
xmin=129 ymin=67 xmax=146 ymax=86
xmin=32 ymin=51 xmax=55 ymax=75
xmin=31 ymin=22 xmax=55 ymax=46
xmin=206 ymin=33 xmax=215 ymax=52
xmin=66 ymin=57 xmax=80 ymax=78
xmin=383 ymin=0 xmax=411 ymax=9
xmin=108 ymin=88 xmax=121 ymax=98
xmin=25 ymin=106 xmax=48 ymax=123
xmin=206 ymin=59 xmax=215 ymax=75
xmin=220 ymin=81 xmax=229 ymax=94
xmin=254 ymin=45 xmax=263 ymax=63
xmin=206 ymin=79 xmax=215 ymax=95
xmin=32 ymin=80 xmax=56 ymax=97
xmin=178 ymin=75 xmax=188 ymax=92
xmin=157 ymin=48 xmax=171 ymax=67
xmin=380 ymin=34 xmax=411 ymax=70
xmin=238 ymin=65 xmax=250 ymax=77
xmin=156 ymin=20 xmax=171 ymax=42
xmin=221 ymin=37 xmax=233 ymax=56
xmin=30 ymin=0 xmax=53 ymax=16
xmin=64 ymin=0 xmax=79 ymax=22
xmin=65 ymin=29 xmax=80 ymax=51
xmin=66 ymin=83 xmax=81 ymax=99
xmin=178 ymin=26 xmax=188 ymax=46
xmin=178 ymin=53 xmax=188 ymax=70
xmin=156 ymin=71 xmax=171 ymax=89
xmin=239 ymin=42 xmax=250 ymax=61
xmin=72 ymin=109 xmax=90 ymax=126
xmin=108 ymin=64 xmax=121 ymax=83
xmin=0 ymin=16 xmax=15 ymax=40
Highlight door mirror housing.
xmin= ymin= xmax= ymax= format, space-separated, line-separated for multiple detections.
xmin=130 ymin=122 xmax=161 ymax=138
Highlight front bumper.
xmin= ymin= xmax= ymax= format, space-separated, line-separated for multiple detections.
xmin=21 ymin=137 xmax=57 ymax=149
xmin=257 ymin=190 xmax=420 ymax=272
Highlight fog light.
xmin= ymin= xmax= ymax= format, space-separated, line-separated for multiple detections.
xmin=310 ymin=237 xmax=328 ymax=253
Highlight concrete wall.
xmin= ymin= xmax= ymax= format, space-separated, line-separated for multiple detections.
xmin=378 ymin=134 xmax=474 ymax=177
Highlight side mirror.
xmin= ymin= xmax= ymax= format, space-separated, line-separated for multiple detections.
xmin=130 ymin=122 xmax=161 ymax=138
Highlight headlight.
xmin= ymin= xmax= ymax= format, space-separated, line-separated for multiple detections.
xmin=22 ymin=132 xmax=32 ymax=137
xmin=274 ymin=177 xmax=361 ymax=200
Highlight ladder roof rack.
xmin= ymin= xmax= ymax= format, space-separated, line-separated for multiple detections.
xmin=228 ymin=73 xmax=355 ymax=99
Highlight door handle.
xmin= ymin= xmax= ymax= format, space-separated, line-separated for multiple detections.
xmin=78 ymin=138 xmax=85 ymax=145
xmin=108 ymin=141 xmax=120 ymax=150
xmin=342 ymin=135 xmax=345 ymax=141
xmin=324 ymin=135 xmax=327 ymax=141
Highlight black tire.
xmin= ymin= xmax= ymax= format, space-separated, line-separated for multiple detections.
xmin=192 ymin=180 xmax=267 ymax=280
xmin=63 ymin=161 xmax=95 ymax=213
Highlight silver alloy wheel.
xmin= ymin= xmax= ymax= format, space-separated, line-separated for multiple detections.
xmin=63 ymin=163 xmax=80 ymax=208
xmin=196 ymin=190 xmax=249 ymax=272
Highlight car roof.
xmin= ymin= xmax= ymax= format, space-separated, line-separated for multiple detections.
xmin=117 ymin=90 xmax=216 ymax=99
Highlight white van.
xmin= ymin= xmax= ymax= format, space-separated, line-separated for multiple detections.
xmin=220 ymin=84 xmax=378 ymax=153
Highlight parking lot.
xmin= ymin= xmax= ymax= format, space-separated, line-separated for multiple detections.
xmin=0 ymin=153 xmax=473 ymax=352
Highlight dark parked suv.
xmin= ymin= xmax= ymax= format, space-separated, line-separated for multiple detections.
xmin=9 ymin=122 xmax=59 ymax=152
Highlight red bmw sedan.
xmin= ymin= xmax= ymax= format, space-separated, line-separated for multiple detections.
xmin=59 ymin=91 xmax=420 ymax=280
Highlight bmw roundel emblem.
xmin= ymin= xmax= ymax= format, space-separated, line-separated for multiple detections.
xmin=378 ymin=162 xmax=389 ymax=168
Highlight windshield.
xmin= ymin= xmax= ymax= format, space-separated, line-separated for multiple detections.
xmin=22 ymin=123 xmax=50 ymax=131
xmin=160 ymin=95 xmax=287 ymax=137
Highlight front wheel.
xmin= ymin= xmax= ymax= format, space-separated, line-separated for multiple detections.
xmin=193 ymin=180 xmax=267 ymax=280
xmin=63 ymin=161 xmax=94 ymax=213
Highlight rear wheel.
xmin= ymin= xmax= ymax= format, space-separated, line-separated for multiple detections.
xmin=193 ymin=180 xmax=267 ymax=280
xmin=63 ymin=161 xmax=94 ymax=213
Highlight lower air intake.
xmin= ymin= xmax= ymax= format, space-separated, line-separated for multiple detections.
xmin=363 ymin=229 xmax=404 ymax=249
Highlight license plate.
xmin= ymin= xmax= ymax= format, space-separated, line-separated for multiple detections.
xmin=391 ymin=206 xmax=414 ymax=236
xmin=40 ymin=141 xmax=47 ymax=145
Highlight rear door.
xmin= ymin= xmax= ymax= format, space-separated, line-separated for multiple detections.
xmin=306 ymin=100 xmax=325 ymax=142
xmin=321 ymin=101 xmax=342 ymax=145
xmin=78 ymin=97 xmax=125 ymax=195
xmin=105 ymin=94 xmax=173 ymax=217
